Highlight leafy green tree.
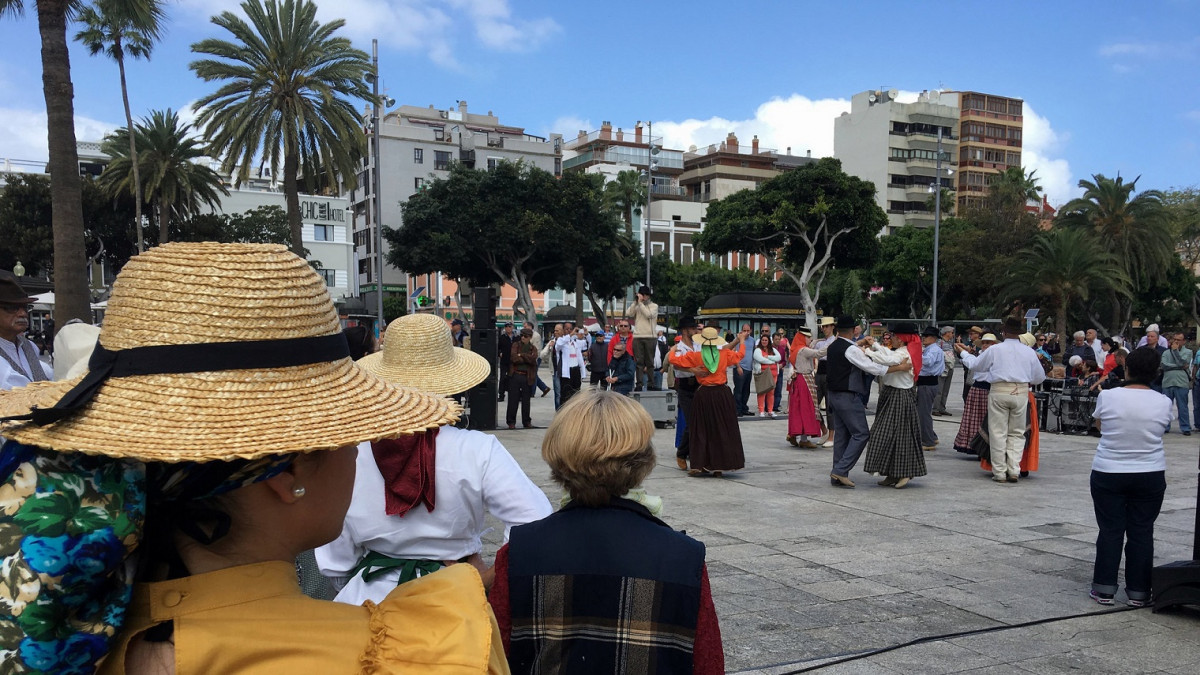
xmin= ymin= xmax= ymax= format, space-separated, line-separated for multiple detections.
xmin=602 ymin=169 xmax=646 ymax=239
xmin=1058 ymin=173 xmax=1171 ymax=333
xmin=0 ymin=174 xmax=54 ymax=276
xmin=81 ymin=176 xmax=138 ymax=275
xmin=650 ymin=254 xmax=771 ymax=317
xmin=1002 ymin=228 xmax=1131 ymax=340
xmin=386 ymin=162 xmax=576 ymax=323
xmin=99 ymin=110 xmax=229 ymax=244
xmin=382 ymin=296 xmax=407 ymax=324
xmin=190 ymin=0 xmax=374 ymax=256
xmin=695 ymin=158 xmax=885 ymax=334
xmin=0 ymin=1 xmax=163 ymax=325
xmin=75 ymin=0 xmax=166 ymax=254
xmin=174 ymin=206 xmax=294 ymax=248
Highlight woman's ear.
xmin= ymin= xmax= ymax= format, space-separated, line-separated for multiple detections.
xmin=263 ymin=455 xmax=322 ymax=505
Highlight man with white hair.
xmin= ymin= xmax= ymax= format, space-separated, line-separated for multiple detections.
xmin=1136 ymin=324 xmax=1169 ymax=349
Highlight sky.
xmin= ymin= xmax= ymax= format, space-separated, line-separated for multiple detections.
xmin=0 ymin=0 xmax=1197 ymax=208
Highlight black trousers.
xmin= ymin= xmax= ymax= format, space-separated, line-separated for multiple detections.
xmin=590 ymin=370 xmax=609 ymax=390
xmin=506 ymin=375 xmax=532 ymax=426
xmin=676 ymin=378 xmax=698 ymax=459
xmin=1090 ymin=469 xmax=1165 ymax=600
xmin=559 ymin=367 xmax=582 ymax=405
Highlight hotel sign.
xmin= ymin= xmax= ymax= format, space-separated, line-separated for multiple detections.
xmin=301 ymin=199 xmax=346 ymax=223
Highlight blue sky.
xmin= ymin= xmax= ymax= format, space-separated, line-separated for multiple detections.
xmin=1 ymin=0 xmax=1197 ymax=206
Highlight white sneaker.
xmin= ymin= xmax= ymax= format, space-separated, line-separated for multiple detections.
xmin=768 ymin=411 xmax=776 ymax=418
xmin=759 ymin=412 xmax=767 ymax=417
xmin=822 ymin=440 xmax=834 ymax=448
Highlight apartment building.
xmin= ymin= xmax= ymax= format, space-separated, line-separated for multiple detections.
xmin=944 ymin=91 xmax=1024 ymax=214
xmin=349 ymin=101 xmax=562 ymax=319
xmin=834 ymin=89 xmax=959 ymax=235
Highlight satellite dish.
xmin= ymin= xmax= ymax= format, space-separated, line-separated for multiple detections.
xmin=868 ymin=92 xmax=877 ymax=103
xmin=888 ymin=89 xmax=899 ymax=100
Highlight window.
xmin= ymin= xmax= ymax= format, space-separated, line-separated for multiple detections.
xmin=313 ymin=224 xmax=333 ymax=241
xmin=414 ymin=177 xmax=425 ymax=191
xmin=358 ymin=259 xmax=369 ymax=275
xmin=434 ymin=151 xmax=451 ymax=170
xmin=414 ymin=148 xmax=423 ymax=164
xmin=434 ymin=127 xmax=444 ymax=141
xmin=321 ymin=269 xmax=336 ymax=286
xmin=487 ymin=157 xmax=500 ymax=170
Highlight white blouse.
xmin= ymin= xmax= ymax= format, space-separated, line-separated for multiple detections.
xmin=867 ymin=343 xmax=914 ymax=389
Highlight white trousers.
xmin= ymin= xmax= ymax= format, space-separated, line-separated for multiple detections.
xmin=987 ymin=383 xmax=1029 ymax=478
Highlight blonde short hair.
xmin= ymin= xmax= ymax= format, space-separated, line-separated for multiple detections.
xmin=541 ymin=390 xmax=656 ymax=506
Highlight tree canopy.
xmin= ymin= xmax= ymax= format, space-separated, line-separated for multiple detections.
xmin=696 ymin=157 xmax=886 ymax=332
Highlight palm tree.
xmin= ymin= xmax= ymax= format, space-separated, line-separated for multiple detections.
xmin=189 ymin=0 xmax=374 ymax=257
xmin=99 ymin=110 xmax=229 ymax=244
xmin=75 ymin=0 xmax=166 ymax=254
xmin=1057 ymin=173 xmax=1171 ymax=331
xmin=603 ymin=169 xmax=647 ymax=239
xmin=1003 ymin=228 xmax=1131 ymax=339
xmin=0 ymin=1 xmax=160 ymax=326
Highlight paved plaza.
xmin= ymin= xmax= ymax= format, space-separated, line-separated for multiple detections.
xmin=482 ymin=376 xmax=1200 ymax=673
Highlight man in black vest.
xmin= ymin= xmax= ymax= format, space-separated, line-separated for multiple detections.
xmin=827 ymin=315 xmax=912 ymax=488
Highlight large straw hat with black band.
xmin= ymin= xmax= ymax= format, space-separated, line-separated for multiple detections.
xmin=356 ymin=313 xmax=491 ymax=395
xmin=0 ymin=243 xmax=457 ymax=462
xmin=692 ymin=326 xmax=727 ymax=348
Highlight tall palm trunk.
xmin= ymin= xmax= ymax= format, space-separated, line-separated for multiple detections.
xmin=38 ymin=0 xmax=90 ymax=329
xmin=115 ymin=41 xmax=145 ymax=253
xmin=283 ymin=148 xmax=303 ymax=257
xmin=156 ymin=198 xmax=168 ymax=244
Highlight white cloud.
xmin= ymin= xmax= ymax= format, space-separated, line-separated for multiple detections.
xmin=1185 ymin=110 xmax=1200 ymax=123
xmin=1022 ymin=104 xmax=1078 ymax=207
xmin=550 ymin=115 xmax=593 ymax=141
xmin=645 ymin=92 xmax=1080 ymax=208
xmin=654 ymin=93 xmax=855 ymax=160
xmin=1098 ymin=37 xmax=1200 ymax=73
xmin=0 ymin=106 xmax=120 ymax=162
xmin=176 ymin=0 xmax=559 ymax=70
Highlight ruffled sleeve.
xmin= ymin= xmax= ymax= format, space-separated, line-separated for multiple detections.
xmin=360 ymin=563 xmax=509 ymax=674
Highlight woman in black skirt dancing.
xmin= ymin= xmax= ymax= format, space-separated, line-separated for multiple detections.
xmin=668 ymin=326 xmax=751 ymax=477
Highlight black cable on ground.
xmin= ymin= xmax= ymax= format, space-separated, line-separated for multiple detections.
xmin=775 ymin=604 xmax=1141 ymax=674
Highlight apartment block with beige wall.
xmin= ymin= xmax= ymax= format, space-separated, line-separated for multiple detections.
xmin=944 ymin=91 xmax=1024 ymax=214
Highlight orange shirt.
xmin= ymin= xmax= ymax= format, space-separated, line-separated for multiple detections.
xmin=668 ymin=343 xmax=745 ymax=386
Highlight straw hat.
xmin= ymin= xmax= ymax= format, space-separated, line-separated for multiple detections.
xmin=357 ymin=314 xmax=491 ymax=396
xmin=1018 ymin=332 xmax=1036 ymax=347
xmin=981 ymin=333 xmax=999 ymax=343
xmin=693 ymin=326 xmax=727 ymax=348
xmin=0 ymin=243 xmax=457 ymax=462
xmin=52 ymin=321 xmax=101 ymax=380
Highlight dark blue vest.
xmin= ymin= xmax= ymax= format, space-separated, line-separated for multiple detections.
xmin=506 ymin=498 xmax=705 ymax=674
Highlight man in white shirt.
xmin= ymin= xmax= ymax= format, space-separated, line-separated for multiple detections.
xmin=955 ymin=316 xmax=1046 ymax=484
xmin=555 ymin=322 xmax=588 ymax=405
xmin=0 ymin=278 xmax=49 ymax=390
xmin=316 ymin=313 xmax=552 ymax=603
xmin=1086 ymin=328 xmax=1105 ymax=364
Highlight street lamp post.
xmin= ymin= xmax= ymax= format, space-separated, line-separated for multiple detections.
xmin=371 ymin=39 xmax=386 ymax=336
xmin=931 ymin=126 xmax=943 ymax=327
xmin=645 ymin=120 xmax=654 ymax=287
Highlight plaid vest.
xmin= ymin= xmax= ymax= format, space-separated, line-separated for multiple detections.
xmin=507 ymin=499 xmax=705 ymax=674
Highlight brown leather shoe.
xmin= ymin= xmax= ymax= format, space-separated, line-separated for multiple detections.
xmin=676 ymin=457 xmax=688 ymax=471
xmin=830 ymin=473 xmax=856 ymax=488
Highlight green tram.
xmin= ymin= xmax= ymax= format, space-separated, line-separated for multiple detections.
xmin=697 ymin=291 xmax=820 ymax=337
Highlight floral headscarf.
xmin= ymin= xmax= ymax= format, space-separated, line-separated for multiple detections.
xmin=0 ymin=441 xmax=294 ymax=674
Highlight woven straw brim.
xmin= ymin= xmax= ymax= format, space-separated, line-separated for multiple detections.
xmin=356 ymin=347 xmax=492 ymax=396
xmin=0 ymin=358 xmax=459 ymax=463
xmin=693 ymin=336 xmax=728 ymax=348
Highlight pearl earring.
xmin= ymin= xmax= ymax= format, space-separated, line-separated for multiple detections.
xmin=292 ymin=486 xmax=306 ymax=498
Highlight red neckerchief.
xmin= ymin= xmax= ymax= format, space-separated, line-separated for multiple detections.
xmin=371 ymin=427 xmax=439 ymax=517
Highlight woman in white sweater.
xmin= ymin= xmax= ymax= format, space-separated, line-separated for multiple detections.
xmin=1088 ymin=347 xmax=1173 ymax=607
xmin=753 ymin=335 xmax=783 ymax=417
xmin=862 ymin=325 xmax=927 ymax=488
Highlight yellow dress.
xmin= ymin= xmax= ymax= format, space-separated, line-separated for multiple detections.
xmin=97 ymin=561 xmax=509 ymax=674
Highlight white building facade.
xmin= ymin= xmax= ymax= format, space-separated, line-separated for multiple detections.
xmin=834 ymin=89 xmax=959 ymax=235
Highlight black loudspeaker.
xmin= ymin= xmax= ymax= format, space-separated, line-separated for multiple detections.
xmin=473 ymin=287 xmax=496 ymax=329
xmin=1152 ymin=449 xmax=1200 ymax=612
xmin=466 ymin=327 xmax=497 ymax=430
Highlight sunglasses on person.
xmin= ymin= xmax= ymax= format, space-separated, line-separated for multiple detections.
xmin=0 ymin=303 xmax=33 ymax=314
xmin=618 ymin=324 xmax=630 ymax=329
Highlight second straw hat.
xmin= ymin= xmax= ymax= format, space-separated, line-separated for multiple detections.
xmin=357 ymin=314 xmax=492 ymax=396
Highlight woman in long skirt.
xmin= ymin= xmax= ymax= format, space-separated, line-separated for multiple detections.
xmin=787 ymin=329 xmax=827 ymax=447
xmin=863 ymin=328 xmax=926 ymax=488
xmin=668 ymin=326 xmax=751 ymax=476
xmin=953 ymin=333 xmax=998 ymax=453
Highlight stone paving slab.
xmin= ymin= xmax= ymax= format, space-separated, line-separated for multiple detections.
xmin=480 ymin=373 xmax=1200 ymax=672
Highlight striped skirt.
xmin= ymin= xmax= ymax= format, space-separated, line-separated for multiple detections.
xmin=953 ymin=383 xmax=989 ymax=453
xmin=788 ymin=372 xmax=824 ymax=437
xmin=864 ymin=385 xmax=926 ymax=478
